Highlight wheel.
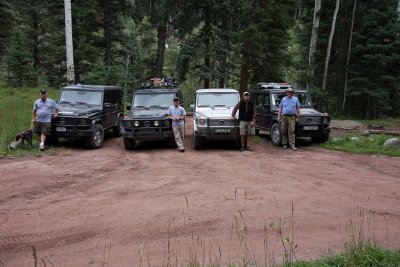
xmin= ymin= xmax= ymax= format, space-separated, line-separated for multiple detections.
xmin=86 ymin=124 xmax=104 ymax=149
xmin=193 ymin=134 xmax=204 ymax=150
xmin=123 ymin=138 xmax=135 ymax=150
xmin=312 ymin=133 xmax=330 ymax=143
xmin=255 ymin=128 xmax=260 ymax=135
xmin=45 ymin=136 xmax=58 ymax=146
xmin=270 ymin=122 xmax=282 ymax=146
xmin=113 ymin=116 xmax=123 ymax=137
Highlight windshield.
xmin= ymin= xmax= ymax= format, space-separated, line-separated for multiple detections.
xmin=132 ymin=93 xmax=175 ymax=108
xmin=197 ymin=93 xmax=239 ymax=108
xmin=271 ymin=93 xmax=313 ymax=107
xmin=59 ymin=90 xmax=102 ymax=106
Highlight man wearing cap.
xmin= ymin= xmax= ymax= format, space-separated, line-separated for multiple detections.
xmin=168 ymin=97 xmax=186 ymax=152
xmin=278 ymin=87 xmax=300 ymax=151
xmin=32 ymin=89 xmax=59 ymax=150
xmin=231 ymin=91 xmax=256 ymax=151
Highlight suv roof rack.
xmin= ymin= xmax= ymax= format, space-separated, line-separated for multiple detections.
xmin=138 ymin=81 xmax=179 ymax=89
xmin=255 ymin=82 xmax=291 ymax=90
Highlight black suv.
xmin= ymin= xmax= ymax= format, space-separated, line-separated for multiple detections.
xmin=251 ymin=83 xmax=330 ymax=145
xmin=50 ymin=85 xmax=124 ymax=149
xmin=121 ymin=83 xmax=182 ymax=150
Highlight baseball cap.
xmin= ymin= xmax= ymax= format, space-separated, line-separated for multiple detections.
xmin=285 ymin=87 xmax=294 ymax=92
xmin=243 ymin=92 xmax=250 ymax=96
xmin=173 ymin=97 xmax=179 ymax=101
xmin=40 ymin=89 xmax=47 ymax=94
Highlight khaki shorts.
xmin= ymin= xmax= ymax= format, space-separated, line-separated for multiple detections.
xmin=34 ymin=122 xmax=51 ymax=135
xmin=239 ymin=121 xmax=255 ymax=136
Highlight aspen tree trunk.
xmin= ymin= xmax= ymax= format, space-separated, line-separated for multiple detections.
xmin=342 ymin=0 xmax=357 ymax=111
xmin=154 ymin=15 xmax=168 ymax=78
xmin=397 ymin=0 xmax=400 ymax=20
xmin=64 ymin=0 xmax=75 ymax=85
xmin=321 ymin=0 xmax=340 ymax=91
xmin=307 ymin=0 xmax=321 ymax=90
xmin=104 ymin=0 xmax=112 ymax=66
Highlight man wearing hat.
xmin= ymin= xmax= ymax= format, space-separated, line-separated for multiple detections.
xmin=231 ymin=91 xmax=256 ymax=151
xmin=278 ymin=87 xmax=300 ymax=151
xmin=32 ymin=89 xmax=59 ymax=150
xmin=168 ymin=97 xmax=186 ymax=152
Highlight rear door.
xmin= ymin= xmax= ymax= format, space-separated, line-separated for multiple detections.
xmin=255 ymin=92 xmax=270 ymax=130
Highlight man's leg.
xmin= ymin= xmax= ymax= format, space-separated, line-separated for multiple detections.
xmin=281 ymin=116 xmax=288 ymax=147
xmin=288 ymin=116 xmax=296 ymax=149
xmin=173 ymin=126 xmax=184 ymax=150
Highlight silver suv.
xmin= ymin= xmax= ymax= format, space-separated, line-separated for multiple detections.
xmin=190 ymin=88 xmax=240 ymax=149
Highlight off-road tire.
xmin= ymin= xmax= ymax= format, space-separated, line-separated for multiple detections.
xmin=123 ymin=138 xmax=136 ymax=150
xmin=312 ymin=133 xmax=330 ymax=143
xmin=86 ymin=124 xmax=104 ymax=149
xmin=113 ymin=116 xmax=123 ymax=137
xmin=271 ymin=122 xmax=282 ymax=146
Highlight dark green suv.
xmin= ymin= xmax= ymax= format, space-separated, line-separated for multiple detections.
xmin=121 ymin=83 xmax=182 ymax=150
xmin=50 ymin=85 xmax=124 ymax=149
xmin=251 ymin=83 xmax=330 ymax=145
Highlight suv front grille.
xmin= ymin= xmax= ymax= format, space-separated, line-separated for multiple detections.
xmin=299 ymin=117 xmax=321 ymax=124
xmin=208 ymin=119 xmax=236 ymax=127
xmin=55 ymin=117 xmax=76 ymax=126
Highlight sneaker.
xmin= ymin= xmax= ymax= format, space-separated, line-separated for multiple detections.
xmin=291 ymin=146 xmax=297 ymax=151
xmin=245 ymin=147 xmax=253 ymax=151
xmin=240 ymin=147 xmax=245 ymax=152
xmin=180 ymin=148 xmax=185 ymax=152
xmin=282 ymin=145 xmax=288 ymax=149
xmin=39 ymin=144 xmax=45 ymax=151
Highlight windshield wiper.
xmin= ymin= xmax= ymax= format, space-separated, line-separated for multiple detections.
xmin=59 ymin=101 xmax=74 ymax=106
xmin=213 ymin=104 xmax=228 ymax=108
xmin=198 ymin=105 xmax=210 ymax=107
xmin=75 ymin=101 xmax=90 ymax=106
xmin=149 ymin=105 xmax=161 ymax=108
xmin=134 ymin=105 xmax=149 ymax=110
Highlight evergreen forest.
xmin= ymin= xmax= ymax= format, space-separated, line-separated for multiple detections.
xmin=0 ymin=0 xmax=399 ymax=118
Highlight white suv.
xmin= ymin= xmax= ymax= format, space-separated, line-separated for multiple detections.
xmin=190 ymin=88 xmax=240 ymax=149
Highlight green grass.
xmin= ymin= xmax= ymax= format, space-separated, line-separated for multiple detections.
xmin=0 ymin=83 xmax=60 ymax=157
xmin=290 ymin=243 xmax=400 ymax=267
xmin=315 ymin=134 xmax=400 ymax=157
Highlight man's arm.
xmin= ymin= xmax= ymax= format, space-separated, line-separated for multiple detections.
xmin=32 ymin=109 xmax=36 ymax=123
xmin=231 ymin=102 xmax=239 ymax=118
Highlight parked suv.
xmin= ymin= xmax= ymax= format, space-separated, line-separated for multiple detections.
xmin=191 ymin=88 xmax=240 ymax=149
xmin=121 ymin=82 xmax=182 ymax=150
xmin=251 ymin=83 xmax=330 ymax=145
xmin=50 ymin=84 xmax=124 ymax=149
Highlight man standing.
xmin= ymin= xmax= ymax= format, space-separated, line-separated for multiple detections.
xmin=278 ymin=87 xmax=300 ymax=151
xmin=168 ymin=97 xmax=186 ymax=152
xmin=231 ymin=91 xmax=256 ymax=152
xmin=32 ymin=89 xmax=59 ymax=150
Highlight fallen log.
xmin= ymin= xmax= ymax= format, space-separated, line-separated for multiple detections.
xmin=330 ymin=125 xmax=360 ymax=131
xmin=368 ymin=129 xmax=400 ymax=136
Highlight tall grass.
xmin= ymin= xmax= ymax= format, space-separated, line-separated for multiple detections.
xmin=317 ymin=134 xmax=400 ymax=157
xmin=0 ymin=83 xmax=59 ymax=156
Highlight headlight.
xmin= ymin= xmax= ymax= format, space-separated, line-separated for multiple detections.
xmin=134 ymin=121 xmax=140 ymax=127
xmin=154 ymin=120 xmax=160 ymax=127
xmin=78 ymin=118 xmax=88 ymax=125
xmin=125 ymin=121 xmax=132 ymax=128
xmin=196 ymin=114 xmax=207 ymax=126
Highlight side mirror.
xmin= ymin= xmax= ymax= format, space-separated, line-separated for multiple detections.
xmin=126 ymin=105 xmax=131 ymax=111
xmin=190 ymin=104 xmax=195 ymax=111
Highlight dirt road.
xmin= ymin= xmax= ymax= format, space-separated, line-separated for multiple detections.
xmin=1 ymin=119 xmax=400 ymax=266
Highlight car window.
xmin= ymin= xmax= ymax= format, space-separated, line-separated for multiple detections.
xmin=133 ymin=93 xmax=175 ymax=108
xmin=271 ymin=93 xmax=312 ymax=107
xmin=59 ymin=90 xmax=102 ymax=106
xmin=197 ymin=93 xmax=239 ymax=107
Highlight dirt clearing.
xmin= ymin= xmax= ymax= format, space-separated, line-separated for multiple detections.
xmin=1 ymin=118 xmax=399 ymax=266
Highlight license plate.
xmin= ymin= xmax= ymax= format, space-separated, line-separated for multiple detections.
xmin=303 ymin=126 xmax=318 ymax=130
xmin=215 ymin=128 xmax=230 ymax=133
xmin=56 ymin=127 xmax=66 ymax=132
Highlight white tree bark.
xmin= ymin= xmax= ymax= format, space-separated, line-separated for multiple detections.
xmin=307 ymin=0 xmax=321 ymax=90
xmin=64 ymin=0 xmax=75 ymax=85
xmin=342 ymin=0 xmax=357 ymax=111
xmin=321 ymin=0 xmax=340 ymax=91
xmin=397 ymin=0 xmax=400 ymax=20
